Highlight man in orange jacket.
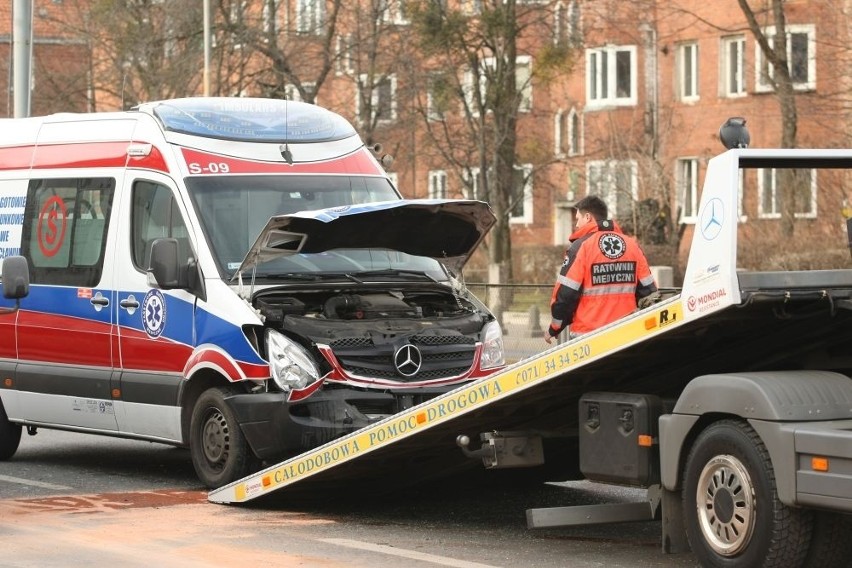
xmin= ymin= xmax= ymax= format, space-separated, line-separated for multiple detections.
xmin=545 ymin=195 xmax=658 ymax=344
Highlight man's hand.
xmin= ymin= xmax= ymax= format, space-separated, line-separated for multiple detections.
xmin=638 ymin=291 xmax=662 ymax=309
xmin=544 ymin=330 xmax=554 ymax=344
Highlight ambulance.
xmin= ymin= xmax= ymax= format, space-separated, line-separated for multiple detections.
xmin=0 ymin=97 xmax=505 ymax=488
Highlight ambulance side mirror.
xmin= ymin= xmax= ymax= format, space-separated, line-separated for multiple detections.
xmin=147 ymin=238 xmax=206 ymax=301
xmin=0 ymin=255 xmax=29 ymax=315
xmin=148 ymin=238 xmax=184 ymax=289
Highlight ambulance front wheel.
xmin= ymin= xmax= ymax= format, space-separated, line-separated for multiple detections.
xmin=0 ymin=398 xmax=22 ymax=460
xmin=190 ymin=386 xmax=257 ymax=489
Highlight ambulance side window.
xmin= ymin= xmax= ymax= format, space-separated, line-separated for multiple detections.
xmin=21 ymin=178 xmax=114 ymax=287
xmin=131 ymin=181 xmax=191 ymax=271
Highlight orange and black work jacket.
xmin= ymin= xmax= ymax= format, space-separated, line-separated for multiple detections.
xmin=548 ymin=219 xmax=657 ymax=338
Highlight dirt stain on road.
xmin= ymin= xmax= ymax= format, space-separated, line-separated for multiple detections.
xmin=0 ymin=491 xmax=343 ymax=568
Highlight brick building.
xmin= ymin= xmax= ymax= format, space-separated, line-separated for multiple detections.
xmin=4 ymin=0 xmax=851 ymax=283
xmin=0 ymin=1 xmax=89 ymax=116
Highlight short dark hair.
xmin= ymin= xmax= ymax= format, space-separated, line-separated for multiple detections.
xmin=575 ymin=195 xmax=608 ymax=221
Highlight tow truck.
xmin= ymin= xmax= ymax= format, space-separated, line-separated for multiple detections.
xmin=207 ymin=126 xmax=852 ymax=568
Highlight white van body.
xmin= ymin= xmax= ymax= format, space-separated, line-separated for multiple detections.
xmin=0 ymin=97 xmax=504 ymax=487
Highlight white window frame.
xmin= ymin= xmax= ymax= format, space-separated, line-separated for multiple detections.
xmin=284 ymin=83 xmax=313 ymax=102
xmin=585 ymin=45 xmax=637 ymax=108
xmin=460 ymin=0 xmax=482 ymax=15
xmin=262 ymin=0 xmax=280 ymax=36
xmin=462 ymin=167 xmax=482 ymax=201
xmin=463 ymin=56 xmax=533 ymax=116
xmin=757 ymin=168 xmax=817 ymax=219
xmin=677 ymin=158 xmax=700 ymax=223
xmin=428 ymin=170 xmax=448 ymax=199
xmin=356 ymin=74 xmax=398 ymax=123
xmin=297 ymin=0 xmax=325 ymax=35
xmin=721 ymin=35 xmax=746 ymax=98
xmin=379 ymin=0 xmax=409 ymax=25
xmin=554 ymin=107 xmax=582 ymax=157
xmin=554 ymin=1 xmax=581 ymax=48
xmin=677 ymin=42 xmax=699 ymax=102
xmin=516 ymin=56 xmax=533 ymax=113
xmin=755 ymin=24 xmax=816 ymax=93
xmin=335 ymin=34 xmax=354 ymax=75
xmin=510 ymin=164 xmax=534 ymax=225
xmin=586 ymin=160 xmax=638 ymax=220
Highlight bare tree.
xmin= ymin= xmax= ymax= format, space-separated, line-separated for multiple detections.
xmin=408 ymin=0 xmax=572 ymax=289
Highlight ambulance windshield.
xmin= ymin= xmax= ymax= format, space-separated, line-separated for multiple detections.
xmin=186 ymin=175 xmax=448 ymax=281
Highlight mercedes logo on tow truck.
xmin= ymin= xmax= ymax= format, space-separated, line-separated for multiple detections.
xmin=394 ymin=344 xmax=422 ymax=377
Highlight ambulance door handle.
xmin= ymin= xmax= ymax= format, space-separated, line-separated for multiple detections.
xmin=120 ymin=295 xmax=139 ymax=316
xmin=90 ymin=291 xmax=109 ymax=313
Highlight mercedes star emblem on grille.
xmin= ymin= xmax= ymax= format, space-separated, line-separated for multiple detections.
xmin=394 ymin=344 xmax=422 ymax=377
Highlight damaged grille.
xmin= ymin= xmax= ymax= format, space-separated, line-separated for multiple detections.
xmin=329 ymin=333 xmax=476 ymax=382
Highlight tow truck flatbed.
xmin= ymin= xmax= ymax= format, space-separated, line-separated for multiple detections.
xmin=209 ymin=261 xmax=852 ymax=503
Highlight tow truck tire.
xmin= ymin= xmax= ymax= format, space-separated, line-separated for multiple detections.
xmin=0 ymin=399 xmax=22 ymax=460
xmin=803 ymin=511 xmax=852 ymax=568
xmin=683 ymin=420 xmax=813 ymax=568
xmin=190 ymin=386 xmax=257 ymax=489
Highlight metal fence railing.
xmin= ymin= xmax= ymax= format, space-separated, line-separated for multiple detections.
xmin=465 ymin=282 xmax=560 ymax=364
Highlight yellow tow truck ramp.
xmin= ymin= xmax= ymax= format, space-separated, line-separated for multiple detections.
xmin=208 ymin=296 xmax=688 ymax=504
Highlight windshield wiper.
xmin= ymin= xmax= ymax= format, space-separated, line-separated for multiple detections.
xmin=353 ymin=269 xmax=438 ymax=283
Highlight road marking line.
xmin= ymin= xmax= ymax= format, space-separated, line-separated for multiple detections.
xmin=319 ymin=538 xmax=499 ymax=568
xmin=0 ymin=474 xmax=71 ymax=490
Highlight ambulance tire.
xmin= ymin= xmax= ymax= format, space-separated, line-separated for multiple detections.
xmin=683 ymin=420 xmax=813 ymax=568
xmin=0 ymin=399 xmax=22 ymax=460
xmin=190 ymin=386 xmax=257 ymax=489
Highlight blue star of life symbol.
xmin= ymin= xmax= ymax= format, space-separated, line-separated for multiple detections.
xmin=141 ymin=289 xmax=167 ymax=338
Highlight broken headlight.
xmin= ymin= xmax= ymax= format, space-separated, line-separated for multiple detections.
xmin=266 ymin=329 xmax=320 ymax=391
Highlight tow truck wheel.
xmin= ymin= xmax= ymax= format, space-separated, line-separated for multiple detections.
xmin=683 ymin=420 xmax=812 ymax=568
xmin=190 ymin=387 xmax=256 ymax=489
xmin=0 ymin=399 xmax=22 ymax=460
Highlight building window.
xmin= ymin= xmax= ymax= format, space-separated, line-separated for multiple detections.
xmin=677 ymin=158 xmax=699 ymax=223
xmin=460 ymin=0 xmax=482 ymax=15
xmin=721 ymin=35 xmax=746 ymax=97
xmin=516 ymin=56 xmax=533 ymax=113
xmin=428 ymin=170 xmax=448 ymax=199
xmin=555 ymin=107 xmax=582 ymax=157
xmin=335 ymin=34 xmax=354 ymax=75
xmin=262 ymin=0 xmax=280 ymax=36
xmin=755 ymin=24 xmax=816 ymax=92
xmin=678 ymin=42 xmax=699 ymax=102
xmin=586 ymin=160 xmax=637 ymax=220
xmin=379 ymin=0 xmax=409 ymax=25
xmin=462 ymin=165 xmax=532 ymax=222
xmin=297 ymin=0 xmax=325 ymax=35
xmin=510 ymin=164 xmax=534 ymax=224
xmin=427 ymin=72 xmax=452 ymax=121
xmin=463 ymin=56 xmax=532 ymax=115
xmin=357 ymin=74 xmax=397 ymax=124
xmin=758 ymin=168 xmax=817 ymax=219
xmin=284 ymin=83 xmax=313 ymax=102
xmin=554 ymin=1 xmax=581 ymax=48
xmin=586 ymin=45 xmax=636 ymax=108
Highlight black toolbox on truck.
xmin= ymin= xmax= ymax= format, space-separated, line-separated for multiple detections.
xmin=579 ymin=392 xmax=669 ymax=487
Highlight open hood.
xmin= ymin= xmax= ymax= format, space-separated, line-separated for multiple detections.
xmin=233 ymin=199 xmax=496 ymax=278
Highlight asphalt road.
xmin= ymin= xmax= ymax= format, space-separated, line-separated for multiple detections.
xmin=0 ymin=428 xmax=700 ymax=567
